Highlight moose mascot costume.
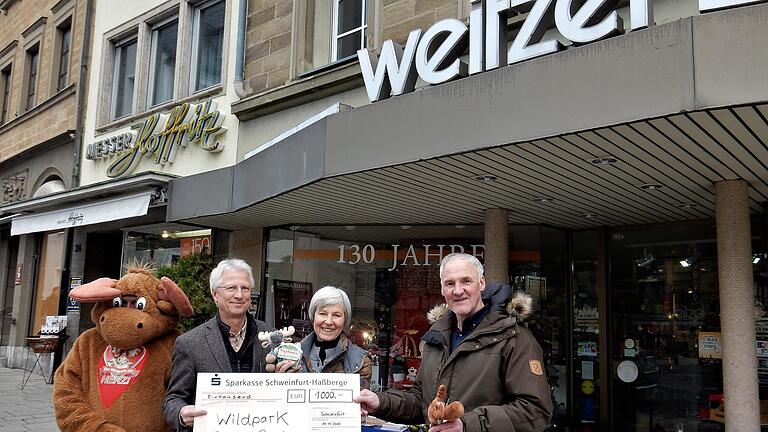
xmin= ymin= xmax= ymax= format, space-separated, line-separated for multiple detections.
xmin=53 ymin=265 xmax=193 ymax=432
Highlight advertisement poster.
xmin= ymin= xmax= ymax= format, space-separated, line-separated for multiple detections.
xmin=577 ymin=341 xmax=598 ymax=357
xmin=698 ymin=332 xmax=722 ymax=359
xmin=67 ymin=276 xmax=83 ymax=313
xmin=274 ymin=280 xmax=313 ymax=339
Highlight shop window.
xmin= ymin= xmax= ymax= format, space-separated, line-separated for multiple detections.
xmin=111 ymin=37 xmax=137 ymax=120
xmin=122 ymin=227 xmax=212 ymax=270
xmin=264 ymin=224 xmax=562 ymax=394
xmin=148 ymin=17 xmax=179 ymax=106
xmin=23 ymin=44 xmax=40 ymax=111
xmin=191 ymin=0 xmax=225 ymax=93
xmin=572 ymin=230 xmax=600 ymax=426
xmin=609 ymin=223 xmax=723 ymax=431
xmin=299 ymin=0 xmax=368 ymax=74
xmin=54 ymin=19 xmax=72 ymax=92
xmin=0 ymin=64 xmax=11 ymax=124
xmin=123 ymin=231 xmax=181 ymax=269
xmin=31 ymin=231 xmax=66 ymax=334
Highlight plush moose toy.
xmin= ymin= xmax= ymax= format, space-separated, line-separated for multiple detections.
xmin=53 ymin=265 xmax=193 ymax=432
xmin=258 ymin=325 xmax=302 ymax=372
xmin=428 ymin=384 xmax=465 ymax=426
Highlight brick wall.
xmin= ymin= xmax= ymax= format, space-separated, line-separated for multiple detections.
xmin=245 ymin=0 xmax=294 ymax=94
xmin=382 ymin=0 xmax=457 ymax=44
xmin=243 ymin=0 xmax=461 ymax=96
xmin=0 ymin=0 xmax=87 ymax=163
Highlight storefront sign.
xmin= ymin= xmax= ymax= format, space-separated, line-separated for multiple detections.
xmin=358 ymin=0 xmax=766 ymax=102
xmin=337 ymin=244 xmax=485 ymax=270
xmin=11 ymin=192 xmax=151 ymax=236
xmin=85 ymin=99 xmax=226 ymax=178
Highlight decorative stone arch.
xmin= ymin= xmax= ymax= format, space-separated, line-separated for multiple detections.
xmin=31 ymin=168 xmax=67 ymax=198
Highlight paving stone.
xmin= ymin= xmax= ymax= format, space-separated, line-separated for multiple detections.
xmin=0 ymin=355 xmax=57 ymax=431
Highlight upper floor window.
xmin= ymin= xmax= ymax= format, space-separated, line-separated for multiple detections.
xmin=148 ymin=17 xmax=178 ymax=106
xmin=299 ymin=0 xmax=368 ymax=74
xmin=191 ymin=0 xmax=225 ymax=92
xmin=56 ymin=21 xmax=72 ymax=92
xmin=332 ymin=0 xmax=367 ymax=61
xmin=24 ymin=45 xmax=40 ymax=111
xmin=111 ymin=37 xmax=137 ymax=120
xmin=1 ymin=65 xmax=11 ymax=124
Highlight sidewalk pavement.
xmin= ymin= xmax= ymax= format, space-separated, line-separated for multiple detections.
xmin=0 ymin=354 xmax=58 ymax=432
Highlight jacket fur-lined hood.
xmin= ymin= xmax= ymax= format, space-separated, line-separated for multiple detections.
xmin=427 ymin=282 xmax=534 ymax=324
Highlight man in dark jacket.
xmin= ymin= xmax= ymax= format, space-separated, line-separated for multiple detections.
xmin=162 ymin=258 xmax=293 ymax=431
xmin=356 ymin=253 xmax=553 ymax=432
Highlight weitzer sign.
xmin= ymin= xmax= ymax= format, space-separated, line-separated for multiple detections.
xmin=357 ymin=0 xmax=765 ymax=103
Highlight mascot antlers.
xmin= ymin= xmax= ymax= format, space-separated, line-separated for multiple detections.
xmin=428 ymin=384 xmax=465 ymax=426
xmin=258 ymin=326 xmax=303 ymax=372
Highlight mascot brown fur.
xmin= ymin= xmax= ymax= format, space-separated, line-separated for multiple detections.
xmin=53 ymin=265 xmax=193 ymax=432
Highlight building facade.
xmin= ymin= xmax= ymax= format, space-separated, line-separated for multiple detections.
xmin=0 ymin=0 xmax=91 ymax=372
xmin=168 ymin=0 xmax=768 ymax=430
xmin=0 ymin=0 xmax=245 ymax=378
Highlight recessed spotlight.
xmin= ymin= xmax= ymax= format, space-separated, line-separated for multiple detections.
xmin=454 ymin=225 xmax=466 ymax=229
xmin=680 ymin=258 xmax=692 ymax=268
xmin=345 ymin=225 xmax=356 ymax=231
xmin=400 ymin=225 xmax=412 ymax=230
xmin=676 ymin=203 xmax=698 ymax=209
xmin=161 ymin=231 xmax=170 ymax=238
xmin=640 ymin=183 xmax=664 ymax=191
xmin=475 ymin=174 xmax=498 ymax=182
xmin=581 ymin=213 xmax=596 ymax=219
xmin=589 ymin=156 xmax=619 ymax=166
xmin=533 ymin=197 xmax=555 ymax=204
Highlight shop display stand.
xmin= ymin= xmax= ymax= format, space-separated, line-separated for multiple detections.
xmin=20 ymin=335 xmax=66 ymax=389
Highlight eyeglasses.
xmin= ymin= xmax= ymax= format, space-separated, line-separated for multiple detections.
xmin=217 ymin=285 xmax=252 ymax=295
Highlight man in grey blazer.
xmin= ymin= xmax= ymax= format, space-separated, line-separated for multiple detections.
xmin=163 ymin=258 xmax=293 ymax=431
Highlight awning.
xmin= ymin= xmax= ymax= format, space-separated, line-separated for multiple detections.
xmin=11 ymin=192 xmax=152 ymax=236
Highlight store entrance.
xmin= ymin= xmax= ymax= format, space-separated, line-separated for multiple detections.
xmin=609 ymin=223 xmax=723 ymax=432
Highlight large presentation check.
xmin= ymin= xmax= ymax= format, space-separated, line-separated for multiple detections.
xmin=194 ymin=373 xmax=361 ymax=432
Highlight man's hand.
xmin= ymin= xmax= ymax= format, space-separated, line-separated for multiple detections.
xmin=180 ymin=405 xmax=207 ymax=427
xmin=354 ymin=389 xmax=380 ymax=415
xmin=429 ymin=419 xmax=463 ymax=432
xmin=275 ymin=359 xmax=299 ymax=373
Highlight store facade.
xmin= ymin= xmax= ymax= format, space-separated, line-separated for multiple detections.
xmin=0 ymin=0 xmax=247 ymax=374
xmin=0 ymin=0 xmax=90 ymax=373
xmin=167 ymin=1 xmax=768 ymax=430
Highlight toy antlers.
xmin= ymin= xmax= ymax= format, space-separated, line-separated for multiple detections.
xmin=428 ymin=384 xmax=465 ymax=426
xmin=259 ymin=326 xmax=296 ymax=347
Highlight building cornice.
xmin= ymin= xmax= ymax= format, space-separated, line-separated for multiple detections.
xmin=231 ymin=61 xmax=363 ymax=121
xmin=0 ymin=0 xmax=19 ymax=12
xmin=21 ymin=16 xmax=47 ymax=39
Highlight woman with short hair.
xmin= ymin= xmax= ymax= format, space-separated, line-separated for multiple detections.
xmin=298 ymin=286 xmax=372 ymax=388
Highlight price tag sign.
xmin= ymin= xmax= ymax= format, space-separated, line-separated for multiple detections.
xmin=194 ymin=373 xmax=361 ymax=432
